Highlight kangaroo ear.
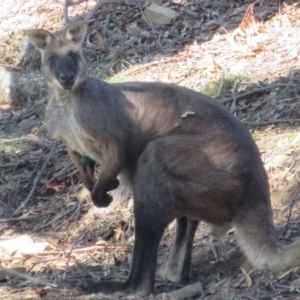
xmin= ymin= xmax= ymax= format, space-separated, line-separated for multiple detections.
xmin=26 ymin=29 xmax=55 ymax=51
xmin=63 ymin=20 xmax=88 ymax=44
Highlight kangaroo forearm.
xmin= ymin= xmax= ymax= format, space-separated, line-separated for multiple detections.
xmin=66 ymin=146 xmax=94 ymax=191
xmin=90 ymin=161 xmax=121 ymax=207
xmin=92 ymin=166 xmax=120 ymax=193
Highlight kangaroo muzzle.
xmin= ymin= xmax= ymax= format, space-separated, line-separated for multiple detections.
xmin=58 ymin=70 xmax=75 ymax=89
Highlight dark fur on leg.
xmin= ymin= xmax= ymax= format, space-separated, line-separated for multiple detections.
xmin=157 ymin=218 xmax=199 ymax=283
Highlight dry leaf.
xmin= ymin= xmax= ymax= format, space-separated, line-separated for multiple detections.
xmin=113 ymin=225 xmax=123 ymax=241
xmin=94 ymin=31 xmax=103 ymax=43
xmin=0 ymin=104 xmax=13 ymax=109
xmin=47 ymin=236 xmax=60 ymax=247
xmin=241 ymin=267 xmax=252 ymax=287
xmin=0 ymin=235 xmax=49 ymax=257
xmin=127 ymin=24 xmax=142 ymax=34
xmin=4 ymin=228 xmax=14 ymax=235
xmin=95 ymin=239 xmax=108 ymax=246
xmin=77 ymin=187 xmax=90 ymax=202
xmin=252 ymin=43 xmax=265 ymax=53
xmin=238 ymin=3 xmax=260 ymax=37
xmin=40 ymin=177 xmax=70 ymax=193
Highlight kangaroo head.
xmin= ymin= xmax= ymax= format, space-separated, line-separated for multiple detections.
xmin=27 ymin=20 xmax=88 ymax=91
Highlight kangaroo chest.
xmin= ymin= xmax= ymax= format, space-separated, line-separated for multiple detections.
xmin=45 ymin=99 xmax=102 ymax=162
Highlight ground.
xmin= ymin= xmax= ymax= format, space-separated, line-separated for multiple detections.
xmin=1 ymin=0 xmax=300 ymax=299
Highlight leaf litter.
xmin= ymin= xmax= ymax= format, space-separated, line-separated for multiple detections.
xmin=2 ymin=0 xmax=300 ymax=299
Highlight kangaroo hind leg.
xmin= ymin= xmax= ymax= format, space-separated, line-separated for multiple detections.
xmin=157 ymin=217 xmax=199 ymax=283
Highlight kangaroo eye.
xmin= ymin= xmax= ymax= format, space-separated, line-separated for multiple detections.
xmin=47 ymin=54 xmax=57 ymax=63
xmin=68 ymin=51 xmax=80 ymax=62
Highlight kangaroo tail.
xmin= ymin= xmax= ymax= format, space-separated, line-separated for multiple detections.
xmin=234 ymin=200 xmax=300 ymax=272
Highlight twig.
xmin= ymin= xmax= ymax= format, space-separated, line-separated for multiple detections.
xmin=34 ymin=204 xmax=78 ymax=232
xmin=242 ymin=119 xmax=300 ymax=126
xmin=0 ymin=264 xmax=57 ymax=288
xmin=209 ymin=241 xmax=218 ymax=260
xmin=221 ymin=83 xmax=297 ymax=104
xmin=22 ymin=245 xmax=129 ymax=256
xmin=229 ymin=79 xmax=239 ymax=113
xmin=54 ymin=202 xmax=82 ymax=232
xmin=137 ymin=0 xmax=161 ymax=48
xmin=259 ymin=288 xmax=291 ymax=299
xmin=281 ymin=160 xmax=297 ymax=182
xmin=216 ymin=71 xmax=224 ymax=97
xmin=121 ymin=52 xmax=189 ymax=77
xmin=0 ymin=213 xmax=51 ymax=223
xmin=63 ymin=220 xmax=100 ymax=278
xmin=10 ymin=103 xmax=45 ymax=124
xmin=64 ymin=0 xmax=89 ymax=22
xmin=12 ymin=142 xmax=56 ymax=217
xmin=0 ymin=135 xmax=52 ymax=148
xmin=64 ymin=0 xmax=70 ymax=24
xmin=174 ymin=68 xmax=199 ymax=85
xmin=75 ymin=260 xmax=99 ymax=279
xmin=166 ymin=282 xmax=203 ymax=300
xmin=39 ymin=160 xmax=76 ymax=192
xmin=282 ymin=200 xmax=295 ymax=236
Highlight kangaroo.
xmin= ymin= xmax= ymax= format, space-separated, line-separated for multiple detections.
xmin=27 ymin=20 xmax=300 ymax=296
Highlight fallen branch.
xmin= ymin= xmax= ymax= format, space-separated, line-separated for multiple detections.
xmin=167 ymin=282 xmax=203 ymax=300
xmin=0 ymin=135 xmax=52 ymax=148
xmin=0 ymin=264 xmax=57 ymax=288
xmin=0 ymin=213 xmax=51 ymax=223
xmin=242 ymin=118 xmax=300 ymax=126
xmin=23 ymin=244 xmax=130 ymax=256
xmin=12 ymin=142 xmax=56 ymax=217
xmin=221 ymin=83 xmax=297 ymax=104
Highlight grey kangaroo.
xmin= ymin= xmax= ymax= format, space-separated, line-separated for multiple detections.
xmin=27 ymin=20 xmax=300 ymax=296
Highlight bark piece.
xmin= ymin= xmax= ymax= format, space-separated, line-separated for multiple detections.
xmin=144 ymin=4 xmax=178 ymax=25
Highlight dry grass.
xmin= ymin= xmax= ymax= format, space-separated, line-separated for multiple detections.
xmin=2 ymin=0 xmax=300 ymax=299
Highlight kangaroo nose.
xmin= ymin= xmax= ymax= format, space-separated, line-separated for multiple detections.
xmin=58 ymin=72 xmax=75 ymax=89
